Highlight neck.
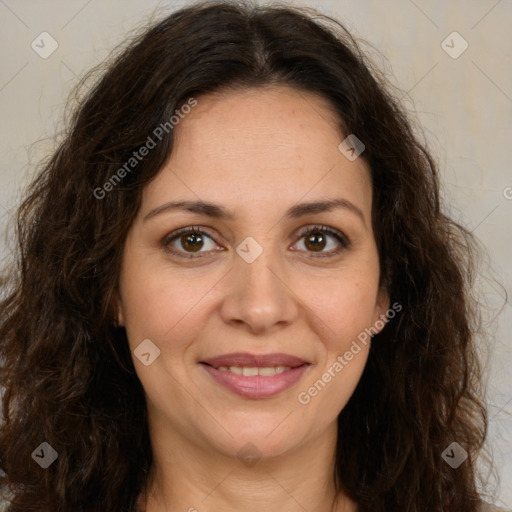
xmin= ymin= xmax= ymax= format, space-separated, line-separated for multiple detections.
xmin=139 ymin=417 xmax=358 ymax=512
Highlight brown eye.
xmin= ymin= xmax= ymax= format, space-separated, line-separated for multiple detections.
xmin=304 ymin=232 xmax=327 ymax=252
xmin=180 ymin=232 xmax=204 ymax=252
xmin=164 ymin=228 xmax=218 ymax=258
xmin=293 ymin=226 xmax=349 ymax=257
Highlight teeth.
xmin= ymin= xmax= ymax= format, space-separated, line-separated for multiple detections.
xmin=259 ymin=366 xmax=279 ymax=376
xmin=215 ymin=366 xmax=291 ymax=376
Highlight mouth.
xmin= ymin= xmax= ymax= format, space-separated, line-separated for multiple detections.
xmin=200 ymin=351 xmax=309 ymax=368
xmin=202 ymin=364 xmax=298 ymax=376
xmin=199 ymin=352 xmax=311 ymax=399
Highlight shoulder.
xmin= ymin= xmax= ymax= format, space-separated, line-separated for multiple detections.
xmin=479 ymin=502 xmax=511 ymax=512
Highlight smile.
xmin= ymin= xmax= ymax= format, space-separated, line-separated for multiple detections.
xmin=199 ymin=361 xmax=310 ymax=399
xmin=214 ymin=365 xmax=290 ymax=376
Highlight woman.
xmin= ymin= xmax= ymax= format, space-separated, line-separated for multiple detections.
xmin=0 ymin=1 xmax=505 ymax=511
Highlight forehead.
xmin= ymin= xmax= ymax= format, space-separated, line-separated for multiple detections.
xmin=143 ymin=86 xmax=372 ymax=217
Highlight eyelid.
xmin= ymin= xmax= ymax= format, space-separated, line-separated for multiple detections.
xmin=161 ymin=225 xmax=220 ymax=259
xmin=161 ymin=224 xmax=350 ymax=259
xmin=292 ymin=224 xmax=350 ymax=256
xmin=295 ymin=224 xmax=349 ymax=243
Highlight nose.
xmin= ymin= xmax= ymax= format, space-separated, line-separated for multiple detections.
xmin=219 ymin=246 xmax=300 ymax=334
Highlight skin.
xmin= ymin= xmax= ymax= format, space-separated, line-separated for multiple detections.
xmin=115 ymin=85 xmax=389 ymax=512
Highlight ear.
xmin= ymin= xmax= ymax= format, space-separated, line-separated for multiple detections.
xmin=112 ymin=290 xmax=125 ymax=327
xmin=372 ymin=286 xmax=390 ymax=336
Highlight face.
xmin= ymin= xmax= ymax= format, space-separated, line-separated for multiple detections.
xmin=116 ymin=86 xmax=389 ymax=461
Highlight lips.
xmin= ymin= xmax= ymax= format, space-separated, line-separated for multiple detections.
xmin=200 ymin=352 xmax=309 ymax=368
xmin=199 ymin=352 xmax=311 ymax=399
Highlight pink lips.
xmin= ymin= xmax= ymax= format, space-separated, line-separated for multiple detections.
xmin=199 ymin=352 xmax=311 ymax=399
xmin=201 ymin=352 xmax=308 ymax=368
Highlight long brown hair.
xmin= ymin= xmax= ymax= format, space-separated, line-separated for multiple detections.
xmin=0 ymin=2 xmax=489 ymax=510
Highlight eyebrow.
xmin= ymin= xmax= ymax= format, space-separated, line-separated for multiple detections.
xmin=143 ymin=198 xmax=366 ymax=226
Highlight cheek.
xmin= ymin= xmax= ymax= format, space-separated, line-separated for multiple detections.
xmin=295 ymin=275 xmax=375 ymax=415
xmin=296 ymin=269 xmax=380 ymax=349
xmin=120 ymin=264 xmax=221 ymax=351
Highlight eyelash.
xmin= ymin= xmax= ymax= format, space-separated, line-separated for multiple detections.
xmin=162 ymin=224 xmax=350 ymax=260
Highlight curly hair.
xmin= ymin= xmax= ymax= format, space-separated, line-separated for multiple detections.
xmin=0 ymin=1 xmax=489 ymax=511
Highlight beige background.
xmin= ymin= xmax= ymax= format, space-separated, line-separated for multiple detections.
xmin=0 ymin=0 xmax=510 ymax=507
